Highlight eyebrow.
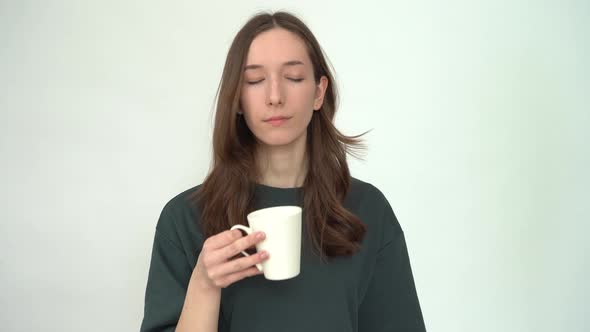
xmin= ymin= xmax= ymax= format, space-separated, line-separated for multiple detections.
xmin=243 ymin=60 xmax=305 ymax=71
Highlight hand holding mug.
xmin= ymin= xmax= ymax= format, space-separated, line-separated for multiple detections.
xmin=192 ymin=228 xmax=270 ymax=289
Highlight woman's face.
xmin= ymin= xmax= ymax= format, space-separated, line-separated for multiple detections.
xmin=239 ymin=28 xmax=328 ymax=148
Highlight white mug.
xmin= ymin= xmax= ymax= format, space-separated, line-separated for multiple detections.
xmin=230 ymin=205 xmax=302 ymax=280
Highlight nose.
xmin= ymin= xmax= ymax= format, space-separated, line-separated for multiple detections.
xmin=266 ymin=76 xmax=283 ymax=106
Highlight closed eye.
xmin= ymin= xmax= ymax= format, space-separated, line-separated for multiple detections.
xmin=246 ymin=78 xmax=304 ymax=85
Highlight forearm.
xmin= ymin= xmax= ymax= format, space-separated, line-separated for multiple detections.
xmin=176 ymin=277 xmax=221 ymax=332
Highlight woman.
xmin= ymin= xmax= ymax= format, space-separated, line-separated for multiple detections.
xmin=140 ymin=11 xmax=426 ymax=332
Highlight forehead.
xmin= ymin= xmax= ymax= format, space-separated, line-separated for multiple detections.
xmin=245 ymin=28 xmax=310 ymax=67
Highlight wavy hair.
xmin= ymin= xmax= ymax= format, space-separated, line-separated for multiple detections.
xmin=190 ymin=10 xmax=369 ymax=261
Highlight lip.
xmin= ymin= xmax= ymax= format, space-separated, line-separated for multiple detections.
xmin=265 ymin=116 xmax=291 ymax=121
xmin=264 ymin=116 xmax=291 ymax=127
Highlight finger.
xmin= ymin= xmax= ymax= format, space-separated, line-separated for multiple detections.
xmin=203 ymin=229 xmax=243 ymax=251
xmin=209 ymin=250 xmax=268 ymax=279
xmin=217 ymin=266 xmax=263 ymax=288
xmin=208 ymin=231 xmax=265 ymax=265
xmin=222 ymin=231 xmax=265 ymax=263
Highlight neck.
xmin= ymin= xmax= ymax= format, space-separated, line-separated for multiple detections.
xmin=256 ymin=135 xmax=308 ymax=188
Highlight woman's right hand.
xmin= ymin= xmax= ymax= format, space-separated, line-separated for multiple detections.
xmin=191 ymin=229 xmax=269 ymax=290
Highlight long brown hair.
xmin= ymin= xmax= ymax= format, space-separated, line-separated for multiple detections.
xmin=190 ymin=10 xmax=369 ymax=262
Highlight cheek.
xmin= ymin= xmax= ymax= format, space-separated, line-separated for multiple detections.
xmin=299 ymin=84 xmax=318 ymax=108
xmin=240 ymin=89 xmax=265 ymax=113
xmin=239 ymin=89 xmax=252 ymax=108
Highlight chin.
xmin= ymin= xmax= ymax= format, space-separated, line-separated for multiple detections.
xmin=259 ymin=138 xmax=295 ymax=147
xmin=257 ymin=133 xmax=300 ymax=147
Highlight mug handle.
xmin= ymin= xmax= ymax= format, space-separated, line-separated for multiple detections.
xmin=230 ymin=224 xmax=263 ymax=271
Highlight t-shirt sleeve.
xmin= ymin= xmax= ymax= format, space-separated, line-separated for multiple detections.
xmin=358 ymin=188 xmax=427 ymax=332
xmin=139 ymin=214 xmax=192 ymax=332
xmin=139 ymin=198 xmax=230 ymax=332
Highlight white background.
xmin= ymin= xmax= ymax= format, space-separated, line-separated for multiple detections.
xmin=1 ymin=1 xmax=588 ymax=331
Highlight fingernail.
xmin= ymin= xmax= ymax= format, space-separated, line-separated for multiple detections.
xmin=256 ymin=232 xmax=265 ymax=239
xmin=260 ymin=251 xmax=268 ymax=258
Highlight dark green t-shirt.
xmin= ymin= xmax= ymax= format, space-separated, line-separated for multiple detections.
xmin=140 ymin=177 xmax=426 ymax=331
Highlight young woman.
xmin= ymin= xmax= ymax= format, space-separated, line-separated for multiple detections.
xmin=140 ymin=11 xmax=426 ymax=332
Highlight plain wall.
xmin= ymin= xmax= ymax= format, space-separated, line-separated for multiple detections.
xmin=1 ymin=1 xmax=588 ymax=331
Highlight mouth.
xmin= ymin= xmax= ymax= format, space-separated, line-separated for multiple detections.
xmin=264 ymin=116 xmax=292 ymax=126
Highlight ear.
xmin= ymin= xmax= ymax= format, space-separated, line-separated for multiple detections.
xmin=313 ymin=76 xmax=329 ymax=111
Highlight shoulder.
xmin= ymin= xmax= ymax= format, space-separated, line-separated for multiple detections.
xmin=349 ymin=176 xmax=391 ymax=209
xmin=349 ymin=176 xmax=403 ymax=240
xmin=155 ymin=184 xmax=204 ymax=241
xmin=159 ymin=184 xmax=202 ymax=218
